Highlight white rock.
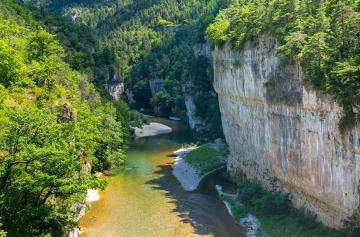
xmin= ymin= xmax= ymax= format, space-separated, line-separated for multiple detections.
xmin=172 ymin=156 xmax=201 ymax=191
xmin=134 ymin=122 xmax=172 ymax=138
xmin=169 ymin=116 xmax=181 ymax=121
xmin=86 ymin=189 xmax=100 ymax=203
xmin=172 ymin=147 xmax=225 ymax=191
xmin=240 ymin=214 xmax=263 ymax=237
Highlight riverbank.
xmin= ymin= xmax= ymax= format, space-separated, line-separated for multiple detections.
xmin=172 ymin=139 xmax=227 ymax=191
xmin=69 ymin=189 xmax=101 ymax=237
xmin=216 ymin=185 xmax=266 ymax=237
xmin=216 ymin=177 xmax=344 ymax=237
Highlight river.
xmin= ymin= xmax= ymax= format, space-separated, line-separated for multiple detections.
xmin=79 ymin=119 xmax=244 ymax=237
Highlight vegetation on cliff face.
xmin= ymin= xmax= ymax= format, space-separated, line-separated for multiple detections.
xmin=0 ymin=1 xmax=142 ymax=236
xmin=219 ymin=177 xmax=344 ymax=237
xmin=207 ymin=0 xmax=360 ymax=130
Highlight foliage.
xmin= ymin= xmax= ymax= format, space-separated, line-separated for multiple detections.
xmin=150 ymin=90 xmax=174 ymax=115
xmin=0 ymin=41 xmax=20 ymax=87
xmin=207 ymin=0 xmax=360 ymax=129
xmin=343 ymin=211 xmax=360 ymax=237
xmin=0 ymin=1 xmax=131 ymax=236
xmin=0 ymin=108 xmax=104 ymax=236
xmin=29 ymin=0 xmax=231 ymax=138
xmin=237 ymin=181 xmax=262 ymax=203
xmin=237 ymin=182 xmax=291 ymax=215
xmin=220 ymin=180 xmax=343 ymax=237
xmin=159 ymin=19 xmax=176 ymax=27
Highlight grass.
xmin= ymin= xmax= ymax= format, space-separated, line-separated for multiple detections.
xmin=218 ymin=180 xmax=345 ymax=237
xmin=184 ymin=142 xmax=228 ymax=175
xmin=260 ymin=215 xmax=340 ymax=237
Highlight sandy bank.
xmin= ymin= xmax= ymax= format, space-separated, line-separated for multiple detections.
xmin=172 ymin=155 xmax=201 ymax=191
xmin=134 ymin=122 xmax=172 ymax=138
xmin=171 ymin=147 xmax=225 ymax=191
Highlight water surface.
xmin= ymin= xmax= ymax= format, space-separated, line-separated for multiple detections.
xmin=80 ymin=119 xmax=243 ymax=237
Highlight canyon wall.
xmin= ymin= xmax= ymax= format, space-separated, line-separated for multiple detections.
xmin=104 ymin=67 xmax=124 ymax=100
xmin=213 ymin=36 xmax=360 ymax=227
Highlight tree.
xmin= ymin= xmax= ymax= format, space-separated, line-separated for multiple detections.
xmin=0 ymin=108 xmax=102 ymax=237
xmin=0 ymin=40 xmax=20 ymax=87
xmin=205 ymin=18 xmax=229 ymax=43
xmin=301 ymin=32 xmax=330 ymax=87
xmin=27 ymin=28 xmax=63 ymax=62
xmin=150 ymin=90 xmax=174 ymax=115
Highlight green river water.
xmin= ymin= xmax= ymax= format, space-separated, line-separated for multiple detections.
xmin=80 ymin=119 xmax=244 ymax=237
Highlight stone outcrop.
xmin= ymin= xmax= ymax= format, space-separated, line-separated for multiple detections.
xmin=193 ymin=40 xmax=212 ymax=59
xmin=104 ymin=67 xmax=124 ymax=100
xmin=57 ymin=103 xmax=76 ymax=122
xmin=181 ymin=41 xmax=214 ymax=133
xmin=184 ymin=95 xmax=203 ymax=130
xmin=149 ymin=77 xmax=164 ymax=95
xmin=213 ymin=36 xmax=360 ymax=228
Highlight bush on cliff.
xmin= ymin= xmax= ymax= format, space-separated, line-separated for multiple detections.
xmin=343 ymin=211 xmax=360 ymax=237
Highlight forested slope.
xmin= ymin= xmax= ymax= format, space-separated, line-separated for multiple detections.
xmin=28 ymin=0 xmax=232 ymax=137
xmin=0 ymin=1 xmax=141 ymax=236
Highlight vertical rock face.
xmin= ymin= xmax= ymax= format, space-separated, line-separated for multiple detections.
xmin=181 ymin=41 xmax=213 ymax=134
xmin=193 ymin=40 xmax=212 ymax=59
xmin=149 ymin=77 xmax=164 ymax=95
xmin=104 ymin=67 xmax=124 ymax=100
xmin=213 ymin=36 xmax=360 ymax=228
xmin=184 ymin=95 xmax=203 ymax=130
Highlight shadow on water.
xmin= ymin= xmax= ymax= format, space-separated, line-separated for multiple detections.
xmin=80 ymin=118 xmax=244 ymax=237
xmin=145 ymin=163 xmax=244 ymax=237
xmin=141 ymin=120 xmax=244 ymax=237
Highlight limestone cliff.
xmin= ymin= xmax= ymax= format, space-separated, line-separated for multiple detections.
xmin=104 ymin=67 xmax=124 ymax=100
xmin=213 ymin=36 xmax=360 ymax=228
xmin=149 ymin=77 xmax=164 ymax=95
xmin=181 ymin=41 xmax=213 ymax=134
xmin=193 ymin=40 xmax=212 ymax=59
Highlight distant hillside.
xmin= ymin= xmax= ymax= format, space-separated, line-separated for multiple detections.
xmin=28 ymin=0 xmax=232 ymax=137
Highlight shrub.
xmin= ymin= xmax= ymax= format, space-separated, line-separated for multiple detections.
xmin=252 ymin=191 xmax=291 ymax=215
xmin=237 ymin=182 xmax=262 ymax=204
xmin=343 ymin=211 xmax=360 ymax=237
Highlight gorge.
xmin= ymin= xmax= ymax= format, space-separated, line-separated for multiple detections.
xmin=0 ymin=0 xmax=359 ymax=237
